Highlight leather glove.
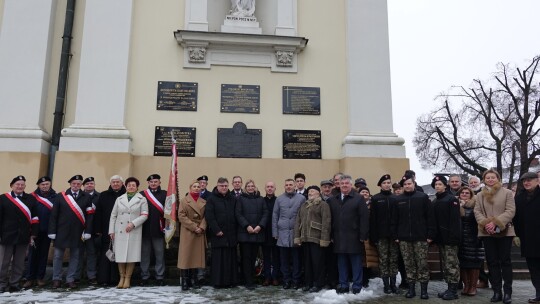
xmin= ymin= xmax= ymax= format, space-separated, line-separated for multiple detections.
xmin=82 ymin=233 xmax=92 ymax=241
xmin=513 ymin=236 xmax=521 ymax=247
xmin=48 ymin=234 xmax=56 ymax=240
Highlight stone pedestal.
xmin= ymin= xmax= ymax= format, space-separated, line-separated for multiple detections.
xmin=221 ymin=15 xmax=262 ymax=34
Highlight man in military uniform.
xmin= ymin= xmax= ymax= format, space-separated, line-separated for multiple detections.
xmin=48 ymin=175 xmax=94 ymax=289
xmin=0 ymin=176 xmax=39 ymax=293
xmin=198 ymin=175 xmax=211 ymax=200
xmin=74 ymin=177 xmax=100 ymax=285
xmin=23 ymin=176 xmax=57 ymax=288
xmin=139 ymin=174 xmax=167 ymax=286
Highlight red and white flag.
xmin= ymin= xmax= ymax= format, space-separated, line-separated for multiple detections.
xmin=163 ymin=135 xmax=179 ymax=248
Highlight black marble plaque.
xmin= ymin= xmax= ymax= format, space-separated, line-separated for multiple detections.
xmin=283 ymin=129 xmax=322 ymax=159
xmin=282 ymin=86 xmax=321 ymax=115
xmin=217 ymin=122 xmax=262 ymax=158
xmin=154 ymin=126 xmax=196 ymax=157
xmin=220 ymin=84 xmax=260 ymax=114
xmin=156 ymin=81 xmax=198 ymax=111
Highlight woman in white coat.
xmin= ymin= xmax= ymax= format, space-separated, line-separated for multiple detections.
xmin=109 ymin=177 xmax=148 ymax=288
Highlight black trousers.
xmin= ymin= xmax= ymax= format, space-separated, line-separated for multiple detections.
xmin=240 ymin=243 xmax=259 ymax=286
xmin=324 ymin=243 xmax=338 ymax=288
xmin=303 ymin=243 xmax=325 ymax=288
xmin=482 ymin=237 xmax=513 ymax=293
xmin=526 ymin=257 xmax=540 ymax=297
xmin=96 ymin=237 xmax=119 ymax=285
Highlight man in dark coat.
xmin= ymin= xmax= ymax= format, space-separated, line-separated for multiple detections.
xmin=204 ymin=177 xmax=238 ymax=288
xmin=94 ymin=175 xmax=125 ymax=286
xmin=262 ymin=181 xmax=280 ymax=286
xmin=328 ymin=174 xmax=369 ymax=294
xmin=0 ymin=176 xmax=39 ymax=293
xmin=24 ymin=176 xmax=56 ymax=288
xmin=48 ymin=175 xmax=94 ymax=289
xmin=139 ymin=174 xmax=167 ymax=286
xmin=514 ymin=172 xmax=540 ymax=303
xmin=74 ymin=177 xmax=100 ymax=285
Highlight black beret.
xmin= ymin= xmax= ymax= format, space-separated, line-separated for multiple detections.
xmin=399 ymin=174 xmax=414 ymax=186
xmin=83 ymin=177 xmax=95 ymax=185
xmin=197 ymin=175 xmax=208 ymax=181
xmin=68 ymin=175 xmax=83 ymax=183
xmin=431 ymin=175 xmax=448 ymax=189
xmin=36 ymin=176 xmax=51 ymax=185
xmin=320 ymin=179 xmax=333 ymax=186
xmin=306 ymin=185 xmax=321 ymax=193
xmin=354 ymin=177 xmax=367 ymax=187
xmin=520 ymin=172 xmax=538 ymax=180
xmin=377 ymin=174 xmax=391 ymax=187
xmin=147 ymin=174 xmax=161 ymax=181
xmin=10 ymin=175 xmax=26 ymax=186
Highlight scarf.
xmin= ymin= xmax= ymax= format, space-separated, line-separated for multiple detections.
xmin=127 ymin=192 xmax=136 ymax=201
xmin=481 ymin=182 xmax=501 ymax=204
xmin=190 ymin=192 xmax=200 ymax=202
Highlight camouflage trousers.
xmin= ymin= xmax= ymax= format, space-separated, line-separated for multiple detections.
xmin=399 ymin=241 xmax=430 ymax=283
xmin=376 ymin=238 xmax=399 ymax=277
xmin=439 ymin=245 xmax=460 ymax=284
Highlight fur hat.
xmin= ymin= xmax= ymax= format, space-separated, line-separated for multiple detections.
xmin=306 ymin=185 xmax=321 ymax=193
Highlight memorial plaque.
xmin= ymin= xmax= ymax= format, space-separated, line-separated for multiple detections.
xmin=283 ymin=129 xmax=322 ymax=159
xmin=220 ymin=84 xmax=260 ymax=114
xmin=156 ymin=81 xmax=198 ymax=111
xmin=217 ymin=122 xmax=262 ymax=158
xmin=154 ymin=126 xmax=196 ymax=157
xmin=282 ymin=86 xmax=321 ymax=115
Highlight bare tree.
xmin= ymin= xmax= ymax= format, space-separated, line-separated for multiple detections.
xmin=414 ymin=56 xmax=540 ymax=188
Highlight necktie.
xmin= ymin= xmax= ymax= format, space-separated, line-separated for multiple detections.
xmin=236 ymin=192 xmax=240 ymax=197
xmin=73 ymin=192 xmax=78 ymax=199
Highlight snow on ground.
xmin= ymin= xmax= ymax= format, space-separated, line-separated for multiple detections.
xmin=0 ymin=278 xmax=388 ymax=304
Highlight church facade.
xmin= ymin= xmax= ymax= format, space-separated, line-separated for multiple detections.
xmin=0 ymin=0 xmax=408 ymax=191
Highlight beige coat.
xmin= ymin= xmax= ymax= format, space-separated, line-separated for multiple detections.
xmin=474 ymin=183 xmax=516 ymax=237
xmin=108 ymin=193 xmax=148 ymax=262
xmin=177 ymin=195 xmax=207 ymax=269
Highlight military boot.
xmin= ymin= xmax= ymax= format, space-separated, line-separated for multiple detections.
xmin=389 ymin=276 xmax=399 ymax=294
xmin=382 ymin=277 xmax=391 ymax=294
xmin=442 ymin=283 xmax=459 ymax=300
xmin=420 ymin=282 xmax=429 ymax=299
xmin=405 ymin=282 xmax=416 ymax=298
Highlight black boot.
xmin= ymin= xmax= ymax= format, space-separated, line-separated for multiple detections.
xmin=382 ymin=277 xmax=391 ymax=294
xmin=442 ymin=283 xmax=459 ymax=300
xmin=420 ymin=282 xmax=429 ymax=300
xmin=405 ymin=282 xmax=416 ymax=298
xmin=389 ymin=276 xmax=398 ymax=294
xmin=191 ymin=270 xmax=201 ymax=289
xmin=186 ymin=270 xmax=193 ymax=288
xmin=362 ymin=267 xmax=370 ymax=288
xmin=181 ymin=270 xmax=190 ymax=291
xmin=438 ymin=283 xmax=450 ymax=298
xmin=502 ymin=292 xmax=512 ymax=304
xmin=491 ymin=290 xmax=502 ymax=302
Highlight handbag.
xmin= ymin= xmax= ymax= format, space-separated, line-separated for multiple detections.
xmin=105 ymin=239 xmax=115 ymax=262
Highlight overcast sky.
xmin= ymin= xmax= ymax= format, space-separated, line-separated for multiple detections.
xmin=387 ymin=0 xmax=540 ymax=185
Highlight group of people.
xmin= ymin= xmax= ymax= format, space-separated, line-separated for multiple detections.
xmin=0 ymin=169 xmax=539 ymax=304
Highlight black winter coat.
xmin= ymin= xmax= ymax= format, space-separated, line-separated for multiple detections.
xmin=205 ymin=189 xmax=238 ymax=248
xmin=263 ymin=195 xmax=277 ymax=246
xmin=140 ymin=187 xmax=167 ymax=238
xmin=49 ymin=189 xmax=94 ymax=249
xmin=458 ymin=198 xmax=485 ymax=268
xmin=514 ymin=186 xmax=540 ymax=258
xmin=432 ymin=191 xmax=461 ymax=245
xmin=0 ymin=192 xmax=39 ymax=245
xmin=94 ymin=186 xmax=126 ymax=236
xmin=369 ymin=190 xmax=396 ymax=242
xmin=236 ymin=191 xmax=269 ymax=243
xmin=391 ymin=190 xmax=435 ymax=242
xmin=328 ymin=191 xmax=369 ymax=254
xmin=32 ymin=188 xmax=57 ymax=233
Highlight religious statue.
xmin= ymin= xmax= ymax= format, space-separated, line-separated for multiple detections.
xmin=230 ymin=0 xmax=256 ymax=17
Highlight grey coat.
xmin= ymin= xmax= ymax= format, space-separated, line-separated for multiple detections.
xmin=272 ymin=192 xmax=305 ymax=247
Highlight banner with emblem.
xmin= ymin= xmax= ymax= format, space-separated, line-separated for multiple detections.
xmin=163 ymin=134 xmax=179 ymax=249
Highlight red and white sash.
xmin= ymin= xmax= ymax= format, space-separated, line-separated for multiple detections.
xmin=31 ymin=192 xmax=53 ymax=210
xmin=5 ymin=193 xmax=38 ymax=224
xmin=144 ymin=189 xmax=165 ymax=231
xmin=61 ymin=192 xmax=85 ymax=226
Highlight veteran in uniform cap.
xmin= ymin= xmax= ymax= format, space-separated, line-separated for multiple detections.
xmin=139 ymin=174 xmax=167 ymax=286
xmin=23 ymin=176 xmax=57 ymax=288
xmin=198 ymin=175 xmax=210 ymax=200
xmin=0 ymin=176 xmax=39 ymax=293
xmin=48 ymin=175 xmax=94 ymax=289
xmin=74 ymin=177 xmax=100 ymax=285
